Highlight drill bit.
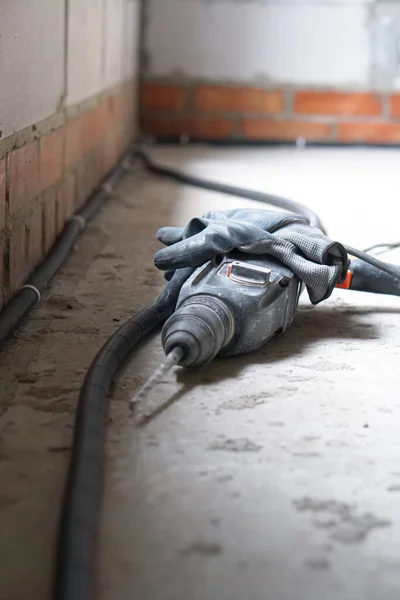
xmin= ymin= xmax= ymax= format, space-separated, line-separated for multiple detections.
xmin=129 ymin=346 xmax=184 ymax=410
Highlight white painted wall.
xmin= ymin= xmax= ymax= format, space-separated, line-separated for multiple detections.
xmin=67 ymin=0 xmax=104 ymax=106
xmin=0 ymin=0 xmax=65 ymax=139
xmin=67 ymin=0 xmax=141 ymax=105
xmin=144 ymin=0 xmax=400 ymax=89
xmin=0 ymin=0 xmax=141 ymax=139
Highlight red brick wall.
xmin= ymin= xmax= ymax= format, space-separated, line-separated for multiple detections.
xmin=0 ymin=80 xmax=136 ymax=310
xmin=140 ymin=82 xmax=400 ymax=144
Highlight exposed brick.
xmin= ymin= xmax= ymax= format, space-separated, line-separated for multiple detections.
xmin=65 ymin=115 xmax=84 ymax=169
xmin=113 ymin=91 xmax=126 ymax=128
xmin=114 ymin=127 xmax=127 ymax=161
xmin=106 ymin=82 xmax=135 ymax=131
xmin=0 ymin=158 xmax=5 ymax=231
xmin=40 ymin=127 xmax=64 ymax=191
xmin=195 ymin=86 xmax=284 ymax=114
xmin=105 ymin=95 xmax=118 ymax=129
xmin=242 ymin=119 xmax=330 ymax=141
xmin=56 ymin=173 xmax=75 ymax=234
xmin=102 ymin=133 xmax=119 ymax=176
xmin=42 ymin=188 xmax=57 ymax=253
xmin=390 ymin=94 xmax=400 ymax=119
xmin=74 ymin=160 xmax=89 ymax=209
xmin=117 ymin=87 xmax=129 ymax=122
xmin=75 ymin=149 xmax=104 ymax=208
xmin=122 ymin=122 xmax=133 ymax=151
xmin=294 ymin=91 xmax=382 ymax=116
xmin=0 ymin=238 xmax=4 ymax=309
xmin=101 ymin=124 xmax=132 ymax=178
xmin=27 ymin=205 xmax=43 ymax=270
xmin=123 ymin=82 xmax=136 ymax=120
xmin=103 ymin=96 xmax=116 ymax=131
xmin=99 ymin=98 xmax=112 ymax=131
xmin=83 ymin=104 xmax=107 ymax=153
xmin=89 ymin=149 xmax=104 ymax=193
xmin=8 ymin=140 xmax=40 ymax=216
xmin=142 ymin=115 xmax=233 ymax=139
xmin=142 ymin=83 xmax=186 ymax=111
xmin=337 ymin=122 xmax=400 ymax=143
xmin=9 ymin=226 xmax=26 ymax=294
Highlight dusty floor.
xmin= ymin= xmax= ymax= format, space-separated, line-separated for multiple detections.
xmin=1 ymin=146 xmax=400 ymax=600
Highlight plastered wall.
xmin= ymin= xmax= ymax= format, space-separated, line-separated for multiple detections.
xmin=141 ymin=0 xmax=400 ymax=143
xmin=144 ymin=0 xmax=372 ymax=88
xmin=0 ymin=0 xmax=141 ymax=139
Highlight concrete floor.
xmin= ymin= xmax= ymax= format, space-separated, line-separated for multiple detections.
xmin=1 ymin=145 xmax=400 ymax=600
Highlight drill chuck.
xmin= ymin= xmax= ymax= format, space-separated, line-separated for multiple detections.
xmin=161 ymin=295 xmax=234 ymax=367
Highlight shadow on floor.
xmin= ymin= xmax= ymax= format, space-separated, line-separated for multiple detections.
xmin=135 ymin=302 xmax=397 ymax=426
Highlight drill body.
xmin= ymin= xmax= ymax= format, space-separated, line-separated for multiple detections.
xmin=161 ymin=252 xmax=301 ymax=367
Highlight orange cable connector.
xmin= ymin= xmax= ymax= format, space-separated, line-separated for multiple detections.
xmin=336 ymin=270 xmax=353 ymax=290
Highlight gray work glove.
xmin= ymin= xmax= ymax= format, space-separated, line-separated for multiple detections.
xmin=155 ymin=209 xmax=348 ymax=310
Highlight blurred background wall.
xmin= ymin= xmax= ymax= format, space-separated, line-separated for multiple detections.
xmin=140 ymin=0 xmax=400 ymax=144
xmin=0 ymin=0 xmax=141 ymax=308
xmin=2 ymin=0 xmax=400 ymax=309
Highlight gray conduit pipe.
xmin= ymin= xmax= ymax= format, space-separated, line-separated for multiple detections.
xmin=0 ymin=154 xmax=132 ymax=347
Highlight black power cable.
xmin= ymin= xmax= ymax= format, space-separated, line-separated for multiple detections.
xmin=134 ymin=149 xmax=327 ymax=233
xmin=344 ymin=245 xmax=400 ymax=280
xmin=363 ymin=241 xmax=400 ymax=256
xmin=54 ymin=304 xmax=170 ymax=600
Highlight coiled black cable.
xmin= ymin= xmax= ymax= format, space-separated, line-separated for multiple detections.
xmin=54 ymin=304 xmax=170 ymax=600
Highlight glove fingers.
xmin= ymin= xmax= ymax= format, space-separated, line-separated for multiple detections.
xmin=156 ymin=226 xmax=184 ymax=246
xmin=203 ymin=209 xmax=306 ymax=232
xmin=154 ymin=225 xmax=243 ymax=270
xmin=156 ymin=267 xmax=195 ymax=311
xmin=164 ymin=270 xmax=175 ymax=281
xmin=155 ymin=222 xmax=272 ymax=271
